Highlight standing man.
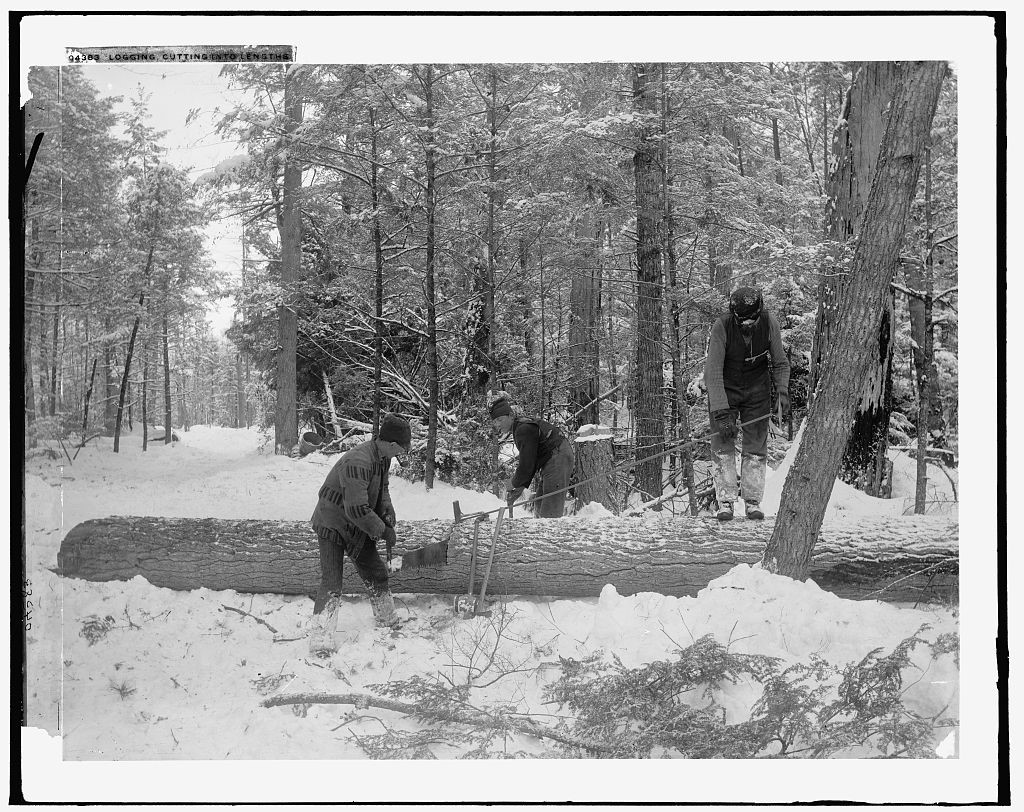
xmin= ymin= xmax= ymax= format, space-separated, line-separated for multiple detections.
xmin=704 ymin=286 xmax=790 ymax=521
xmin=307 ymin=413 xmax=412 ymax=656
xmin=489 ymin=398 xmax=575 ymax=518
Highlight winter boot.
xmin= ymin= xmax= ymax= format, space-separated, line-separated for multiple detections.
xmin=716 ymin=501 xmax=734 ymax=521
xmin=307 ymin=595 xmax=340 ymax=658
xmin=368 ymin=586 xmax=402 ymax=629
xmin=745 ymin=501 xmax=764 ymax=520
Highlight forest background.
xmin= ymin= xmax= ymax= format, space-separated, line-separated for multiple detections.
xmin=23 ymin=55 xmax=960 ymax=515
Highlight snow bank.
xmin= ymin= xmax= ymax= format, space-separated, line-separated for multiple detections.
xmin=24 ymin=424 xmax=959 ymax=766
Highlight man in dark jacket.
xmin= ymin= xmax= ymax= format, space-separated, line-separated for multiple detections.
xmin=307 ymin=413 xmax=412 ymax=656
xmin=490 ymin=398 xmax=575 ymax=518
xmin=704 ymin=286 xmax=790 ymax=521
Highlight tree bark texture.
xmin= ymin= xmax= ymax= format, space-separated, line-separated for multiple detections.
xmin=422 ymin=65 xmax=439 ymax=489
xmin=905 ymin=147 xmax=940 ymax=514
xmin=763 ymin=61 xmax=947 ymax=579
xmin=631 ymin=63 xmax=666 ymax=502
xmin=162 ymin=312 xmax=172 ymax=443
xmin=573 ymin=428 xmax=617 ymax=513
xmin=567 ymin=205 xmax=601 ymax=430
xmin=369 ymin=106 xmax=385 ymax=436
xmin=275 ymin=65 xmax=302 ymax=455
xmin=114 ymin=243 xmax=156 ymax=453
xmin=57 ymin=514 xmax=956 ymax=604
xmin=812 ymin=62 xmax=901 ymax=495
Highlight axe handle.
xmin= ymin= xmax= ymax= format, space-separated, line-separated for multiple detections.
xmin=475 ymin=508 xmax=504 ymax=614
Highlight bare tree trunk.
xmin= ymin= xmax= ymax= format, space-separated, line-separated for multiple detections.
xmin=275 ymin=64 xmax=302 ymax=456
xmin=114 ymin=244 xmax=156 ymax=453
xmin=631 ymin=63 xmax=666 ymax=503
xmin=142 ymin=348 xmax=149 ymax=451
xmin=25 ymin=215 xmax=39 ymax=429
xmin=369 ymin=106 xmax=385 ymax=436
xmin=104 ymin=327 xmax=117 ymax=435
xmin=662 ymin=68 xmax=697 ymax=516
xmin=906 ymin=145 xmax=941 ymax=514
xmin=162 ymin=311 xmax=172 ymax=443
xmin=538 ymin=238 xmax=547 ymax=414
xmin=422 ymin=65 xmax=440 ymax=489
xmin=769 ymin=64 xmax=785 ymax=186
xmin=235 ymin=351 xmax=245 ymax=429
xmin=574 ymin=428 xmax=617 ymax=512
xmin=567 ymin=203 xmax=601 ymax=429
xmin=484 ymin=66 xmax=499 ymax=394
xmin=81 ymin=358 xmax=97 ymax=442
xmin=49 ymin=294 xmax=60 ymax=416
xmin=811 ymin=61 xmax=901 ymax=495
xmin=763 ymin=61 xmax=947 ymax=579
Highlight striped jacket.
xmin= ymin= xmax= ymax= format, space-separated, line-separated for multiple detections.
xmin=310 ymin=439 xmax=394 ymax=545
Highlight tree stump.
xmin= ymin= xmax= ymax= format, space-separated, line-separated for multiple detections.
xmin=574 ymin=425 xmax=617 ymax=513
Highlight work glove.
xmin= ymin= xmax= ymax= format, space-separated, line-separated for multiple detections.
xmin=506 ymin=486 xmax=525 ymax=507
xmin=711 ymin=409 xmax=738 ymax=442
xmin=382 ymin=526 xmax=398 ymax=560
xmin=772 ymin=390 xmax=791 ymax=422
xmin=382 ymin=505 xmax=396 ymax=528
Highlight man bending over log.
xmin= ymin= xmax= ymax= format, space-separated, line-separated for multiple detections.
xmin=490 ymin=397 xmax=575 ymax=518
xmin=307 ymin=414 xmax=412 ymax=656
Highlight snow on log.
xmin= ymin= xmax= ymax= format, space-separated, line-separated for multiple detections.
xmin=56 ymin=515 xmax=957 ymax=603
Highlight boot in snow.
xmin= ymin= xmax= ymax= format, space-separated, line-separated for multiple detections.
xmin=716 ymin=501 xmax=734 ymax=521
xmin=307 ymin=596 xmax=340 ymax=657
xmin=368 ymin=587 xmax=402 ymax=629
xmin=745 ymin=501 xmax=764 ymax=520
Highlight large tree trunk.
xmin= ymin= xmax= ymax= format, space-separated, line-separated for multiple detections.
xmin=57 ymin=514 xmax=957 ymax=604
xmin=905 ymin=146 xmax=941 ymax=514
xmin=631 ymin=63 xmax=666 ymax=503
xmin=275 ymin=65 xmax=302 ymax=456
xmin=763 ymin=62 xmax=947 ymax=579
xmin=422 ymin=65 xmax=440 ymax=489
xmin=567 ymin=201 xmax=601 ymax=429
xmin=114 ymin=243 xmax=156 ymax=453
xmin=162 ymin=310 xmax=172 ymax=443
xmin=572 ymin=426 xmax=617 ymax=513
xmin=811 ymin=62 xmax=901 ymax=495
xmin=662 ymin=67 xmax=697 ymax=516
xmin=369 ymin=106 xmax=385 ymax=436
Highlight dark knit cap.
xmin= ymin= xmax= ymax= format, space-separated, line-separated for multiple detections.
xmin=378 ymin=414 xmax=412 ymax=451
xmin=729 ymin=286 xmax=763 ymax=320
xmin=489 ymin=398 xmax=513 ymax=419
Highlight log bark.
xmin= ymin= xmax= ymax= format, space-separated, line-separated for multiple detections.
xmin=573 ymin=426 xmax=617 ymax=513
xmin=57 ymin=515 xmax=957 ymax=603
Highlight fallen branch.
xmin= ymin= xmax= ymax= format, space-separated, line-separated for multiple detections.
xmin=73 ymin=432 xmax=104 ymax=460
xmin=260 ymin=691 xmax=614 ymax=754
xmin=221 ymin=604 xmax=279 ymax=634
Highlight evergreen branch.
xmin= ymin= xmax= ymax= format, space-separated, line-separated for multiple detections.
xmin=260 ymin=691 xmax=614 ymax=754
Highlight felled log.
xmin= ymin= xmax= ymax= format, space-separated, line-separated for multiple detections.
xmin=56 ymin=514 xmax=957 ymax=602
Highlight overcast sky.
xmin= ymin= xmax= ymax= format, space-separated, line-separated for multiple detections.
xmin=82 ymin=62 xmax=252 ymax=336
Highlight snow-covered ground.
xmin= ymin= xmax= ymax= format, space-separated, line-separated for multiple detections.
xmin=22 ymin=425 xmax=969 ymax=801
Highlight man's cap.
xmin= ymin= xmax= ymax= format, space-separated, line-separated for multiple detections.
xmin=729 ymin=286 xmax=763 ymax=320
xmin=489 ymin=398 xmax=513 ymax=419
xmin=378 ymin=413 xmax=412 ymax=451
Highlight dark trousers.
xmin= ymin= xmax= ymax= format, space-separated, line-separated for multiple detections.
xmin=534 ymin=441 xmax=575 ymax=518
xmin=312 ymin=526 xmax=389 ymax=614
